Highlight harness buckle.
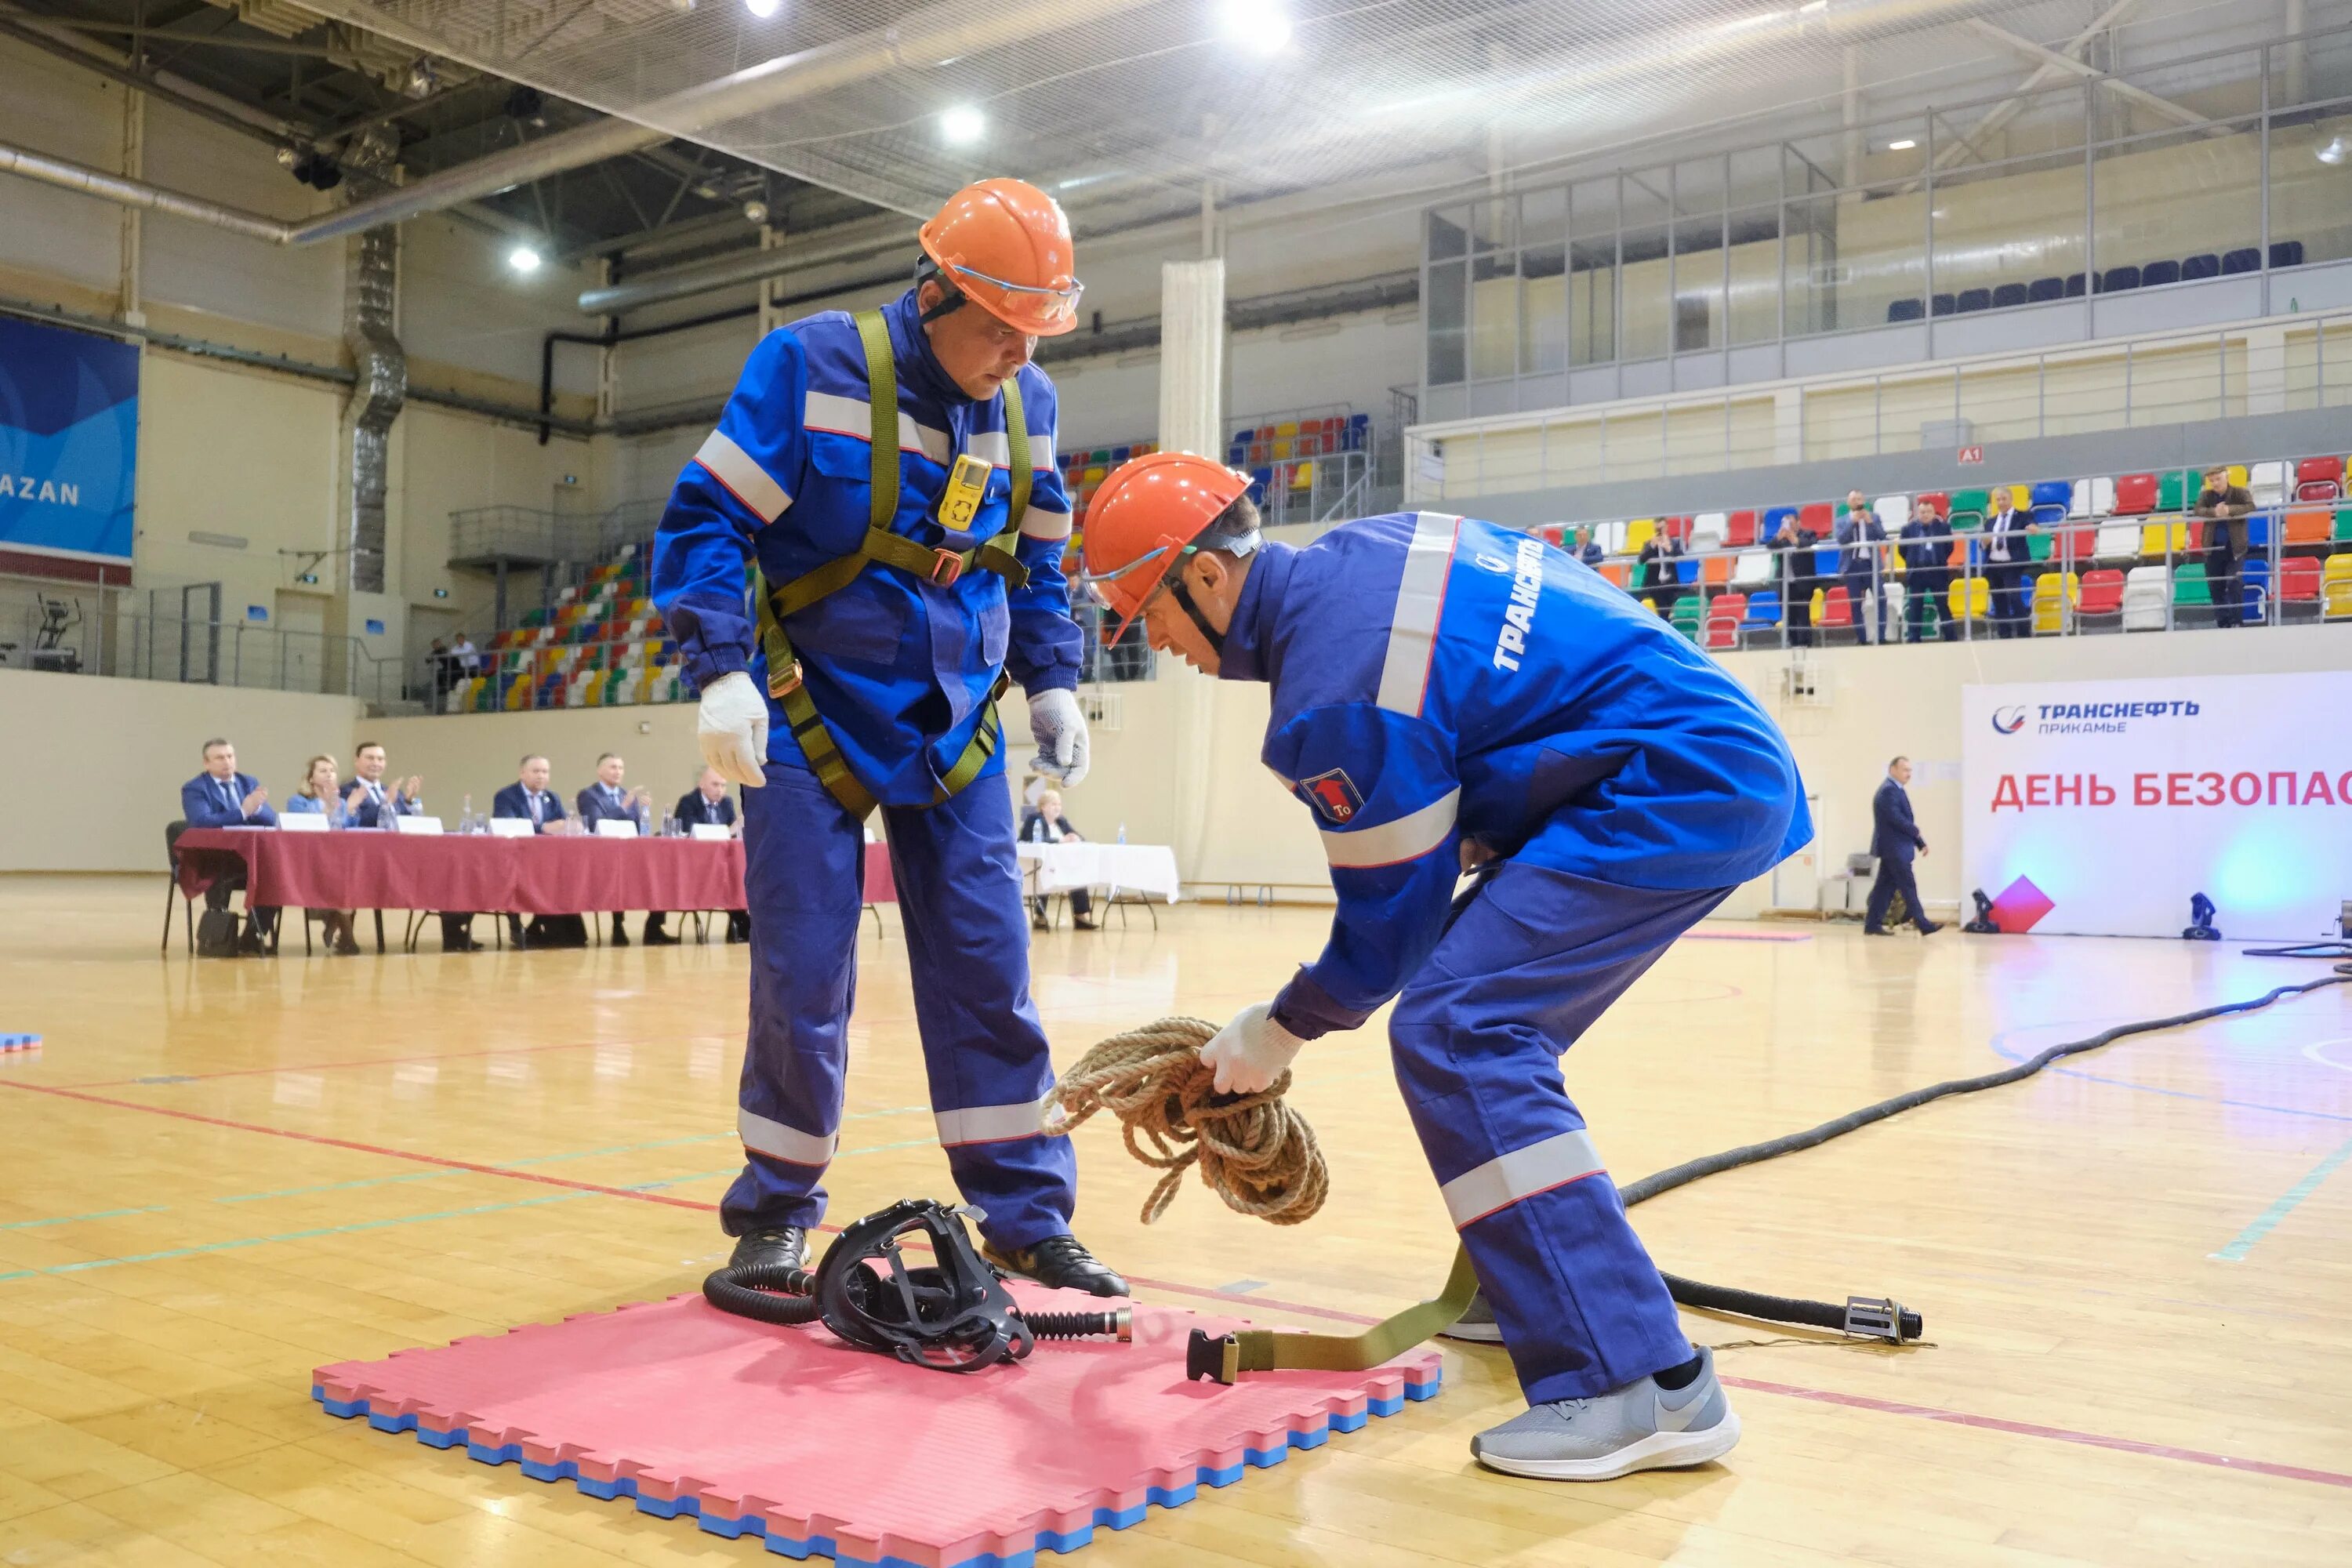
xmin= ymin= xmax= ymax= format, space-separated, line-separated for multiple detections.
xmin=768 ymin=660 xmax=804 ymax=699
xmin=928 ymin=548 xmax=966 ymax=587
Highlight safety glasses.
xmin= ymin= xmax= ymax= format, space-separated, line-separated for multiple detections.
xmin=947 ymin=261 xmax=1085 ymax=316
xmin=1075 ymin=543 xmax=1180 ymax=612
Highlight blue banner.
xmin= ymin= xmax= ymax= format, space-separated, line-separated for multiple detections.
xmin=0 ymin=314 xmax=139 ymax=577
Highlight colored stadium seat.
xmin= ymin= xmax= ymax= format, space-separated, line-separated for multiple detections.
xmin=1732 ymin=550 xmax=1773 ymax=587
xmin=2064 ymin=273 xmax=2087 ymax=296
xmin=2093 ymin=522 xmax=2142 ymax=561
xmin=2324 ymin=555 xmax=2352 ymax=619
xmin=1624 ymin=517 xmax=1658 ymax=555
xmin=2120 ymin=564 xmax=2171 ymax=631
xmin=1949 ymin=488 xmax=1989 ymax=530
xmin=1704 ymin=593 xmax=1745 ymax=648
xmin=1798 ymin=502 xmax=1835 ymax=535
xmin=2336 ymin=507 xmax=2352 ymax=545
xmin=1871 ymin=495 xmax=1908 ymax=531
xmin=2294 ymin=456 xmax=2345 ymax=501
xmin=2172 ymin=561 xmax=2215 ymax=626
xmin=1744 ymin=590 xmax=1782 ymax=625
xmin=1992 ymin=283 xmax=2030 ymax=309
xmin=1726 ymin=510 xmax=1759 ymax=546
xmin=1947 ymin=575 xmax=1989 ymax=622
xmin=2140 ymin=259 xmax=2181 ymax=287
xmin=1671 ymin=596 xmax=1704 ymax=640
xmin=2027 ymin=276 xmax=2064 ymax=303
xmin=1599 ymin=562 xmax=1631 ymax=589
xmin=1915 ymin=491 xmax=1950 ymax=520
xmin=1818 ymin=586 xmax=1855 ymax=643
xmin=2180 ymin=253 xmax=2220 ymax=281
xmin=2031 ymin=571 xmax=2078 ymax=635
xmin=2078 ymin=568 xmax=2126 ymax=632
xmin=1887 ymin=298 xmax=1925 ymax=322
xmin=2221 ymin=248 xmax=2260 ymax=274
xmin=2270 ymin=240 xmax=2306 ymax=268
xmin=1956 ymin=289 xmax=1992 ymax=313
xmin=1702 ymin=552 xmax=1733 ymax=586
xmin=2100 ymin=266 xmax=2142 ymax=292
xmin=2277 ymin=556 xmax=2323 ymax=622
xmin=2029 ymin=480 xmax=2070 ymax=512
xmin=2140 ymin=520 xmax=2192 ymax=558
xmin=1929 ymin=293 xmax=1955 ymax=315
xmin=1689 ymin=512 xmax=1729 ymax=550
xmin=2249 ymin=461 xmax=2287 ymax=508
xmin=2113 ymin=473 xmax=2158 ymax=514
xmin=2282 ymin=508 xmax=2332 ymax=548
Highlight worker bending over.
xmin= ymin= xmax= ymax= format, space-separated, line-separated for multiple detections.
xmin=653 ymin=180 xmax=1123 ymax=1296
xmin=1080 ymin=456 xmax=1811 ymax=1479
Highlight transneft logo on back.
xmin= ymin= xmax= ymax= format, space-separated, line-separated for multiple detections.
xmin=2003 ymin=697 xmax=2202 ymax=736
xmin=1992 ymin=706 xmax=2028 ymax=735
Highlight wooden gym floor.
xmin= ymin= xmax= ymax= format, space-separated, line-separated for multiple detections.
xmin=2 ymin=873 xmax=2349 ymax=1566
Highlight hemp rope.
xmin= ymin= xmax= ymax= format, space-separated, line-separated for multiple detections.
xmin=1044 ymin=1016 xmax=1329 ymax=1226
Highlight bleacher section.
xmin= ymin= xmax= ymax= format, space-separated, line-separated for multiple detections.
xmin=1884 ymin=242 xmax=2307 ymax=322
xmin=1226 ymin=412 xmax=1372 ymax=510
xmin=441 ymin=543 xmax=688 ymax=714
xmin=1549 ymin=452 xmax=2352 ymax=646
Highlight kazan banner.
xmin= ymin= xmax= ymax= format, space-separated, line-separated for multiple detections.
xmin=0 ymin=313 xmax=139 ymax=586
xmin=1963 ymin=671 xmax=2352 ymax=939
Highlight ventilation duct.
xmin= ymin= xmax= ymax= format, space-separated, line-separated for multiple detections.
xmin=339 ymin=132 xmax=404 ymax=597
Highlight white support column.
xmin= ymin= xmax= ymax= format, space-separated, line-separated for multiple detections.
xmin=1157 ymin=257 xmax=1226 ymax=458
xmin=1773 ymin=385 xmax=1805 ymax=465
xmin=1841 ymin=47 xmax=1863 ymax=191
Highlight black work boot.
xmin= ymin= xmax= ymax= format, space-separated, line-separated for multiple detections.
xmin=728 ymin=1224 xmax=808 ymax=1273
xmin=982 ymin=1234 xmax=1129 ymax=1298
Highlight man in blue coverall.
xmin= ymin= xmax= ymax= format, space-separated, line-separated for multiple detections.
xmin=1080 ymin=453 xmax=1812 ymax=1479
xmin=652 ymin=179 xmax=1123 ymax=1296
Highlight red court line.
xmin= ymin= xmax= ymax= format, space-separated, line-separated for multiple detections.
xmin=60 ymin=1033 xmax=731 ymax=1091
xmin=0 ymin=1080 xmax=714 ymax=1214
xmin=14 ymin=1075 xmax=2347 ymax=1490
xmin=1721 ymin=1376 xmax=2352 ymax=1491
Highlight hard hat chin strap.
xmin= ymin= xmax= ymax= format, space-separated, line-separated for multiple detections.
xmin=914 ymin=256 xmax=966 ymax=323
xmin=1165 ymin=572 xmax=1227 ymax=657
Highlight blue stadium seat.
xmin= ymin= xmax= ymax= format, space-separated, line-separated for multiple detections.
xmin=1228 ymin=445 xmax=1247 ymax=466
xmin=1743 ymin=590 xmax=1782 ymax=626
xmin=2030 ymin=481 xmax=2071 ymax=511
xmin=2221 ymin=247 xmax=2261 ymax=274
xmin=2140 ymin=259 xmax=2181 ymax=287
xmin=2270 ymin=240 xmax=2307 ymax=268
xmin=2027 ymin=276 xmax=2064 ymax=303
xmin=1956 ymin=288 xmax=1992 ymax=313
xmin=2180 ymin=252 xmax=2221 ymax=281
xmin=2100 ymin=265 xmax=2142 ymax=292
xmin=1676 ymin=558 xmax=1700 ymax=583
xmin=1992 ymin=282 xmax=2030 ymax=308
xmin=1931 ymin=293 xmax=1956 ymax=316
xmin=1887 ymin=298 xmax=1925 ymax=321
xmin=2064 ymin=273 xmax=2087 ymax=296
xmin=1345 ymin=412 xmax=1370 ymax=449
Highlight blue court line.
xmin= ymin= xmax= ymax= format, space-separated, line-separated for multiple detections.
xmin=2210 ymin=1136 xmax=2352 ymax=1262
xmin=1988 ymin=1023 xmax=2352 ymax=1126
xmin=0 ymin=1206 xmax=167 ymax=1230
xmin=0 ymin=1192 xmax=588 ymax=1284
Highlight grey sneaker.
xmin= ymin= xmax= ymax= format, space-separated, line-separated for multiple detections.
xmin=1439 ymin=1289 xmax=1504 ymax=1343
xmin=1472 ymin=1346 xmax=1740 ymax=1481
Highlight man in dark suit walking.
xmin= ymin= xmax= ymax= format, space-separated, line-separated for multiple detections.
xmin=1864 ymin=756 xmax=1940 ymax=935
xmin=654 ymin=766 xmax=747 ymax=943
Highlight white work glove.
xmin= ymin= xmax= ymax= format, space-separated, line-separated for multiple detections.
xmin=1027 ymin=686 xmax=1091 ymax=787
xmin=1199 ymin=1001 xmax=1306 ymax=1096
xmin=697 ymin=670 xmax=769 ymax=789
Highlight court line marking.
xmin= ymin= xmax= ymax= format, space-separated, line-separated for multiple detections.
xmin=2209 ymin=1134 xmax=2352 ymax=1262
xmin=1718 ymin=1376 xmax=2352 ymax=1491
xmin=53 ymin=1032 xmax=742 ymax=1091
xmin=2301 ymin=1036 xmax=2352 ymax=1075
xmin=6 ymin=1078 xmax=2347 ymax=1490
xmin=1987 ymin=1019 xmax=2352 ymax=1125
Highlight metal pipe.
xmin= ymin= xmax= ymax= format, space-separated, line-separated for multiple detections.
xmin=0 ymin=0 xmax=1153 ymax=249
xmin=575 ymin=223 xmax=913 ymax=314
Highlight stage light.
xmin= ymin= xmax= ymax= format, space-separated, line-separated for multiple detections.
xmin=1219 ymin=2 xmax=1292 ymax=55
xmin=940 ymin=105 xmax=985 ymax=146
xmin=1886 ymin=138 xmax=1916 ymax=151
xmin=1962 ymin=888 xmax=1999 ymax=935
xmin=745 ymin=0 xmax=781 ymax=16
xmin=2339 ymin=898 xmax=2351 ymax=938
xmin=507 ymin=245 xmax=543 ymax=275
xmin=2182 ymin=893 xmax=2221 ymax=942
xmin=743 ymin=199 xmax=770 ymax=225
xmin=2318 ymin=136 xmax=2347 ymax=167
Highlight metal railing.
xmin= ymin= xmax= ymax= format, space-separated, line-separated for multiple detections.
xmin=448 ymin=499 xmax=666 ymax=568
xmin=1 ymin=601 xmax=421 ymax=708
xmin=1408 ymin=309 xmax=2352 ymax=503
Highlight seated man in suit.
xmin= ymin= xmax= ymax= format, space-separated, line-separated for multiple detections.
xmin=1018 ymin=789 xmax=1094 ymax=931
xmin=180 ymin=737 xmax=279 ymax=953
xmin=492 ymin=754 xmax=575 ymax=948
xmin=1864 ymin=756 xmax=1941 ymax=936
xmin=576 ymin=753 xmax=654 ymax=946
xmin=343 ymin=741 xmax=423 ymax=827
xmin=662 ymin=765 xmax=748 ymax=943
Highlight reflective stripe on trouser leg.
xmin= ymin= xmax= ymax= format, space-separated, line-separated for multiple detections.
xmin=884 ymin=768 xmax=1076 ymax=1250
xmin=1388 ymin=856 xmax=1733 ymax=1404
xmin=723 ymin=762 xmax=866 ymax=1235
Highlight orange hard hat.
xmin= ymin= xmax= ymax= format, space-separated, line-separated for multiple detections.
xmin=1079 ymin=452 xmax=1254 ymax=646
xmin=918 ymin=179 xmax=1083 ymax=338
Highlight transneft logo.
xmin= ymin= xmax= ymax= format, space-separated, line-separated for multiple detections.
xmin=1490 ymin=535 xmax=1545 ymax=672
xmin=1992 ymin=706 xmax=2028 ymax=735
xmin=2024 ymin=697 xmax=2202 ymax=736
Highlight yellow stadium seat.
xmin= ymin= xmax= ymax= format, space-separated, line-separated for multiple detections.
xmin=2031 ymin=571 xmax=2078 ymax=634
xmin=2325 ymin=554 xmax=2352 ymax=619
xmin=1947 ymin=575 xmax=1989 ymax=619
xmin=1809 ymin=586 xmax=1826 ymax=619
xmin=1624 ymin=518 xmax=1657 ymax=555
xmin=2139 ymin=519 xmax=2190 ymax=557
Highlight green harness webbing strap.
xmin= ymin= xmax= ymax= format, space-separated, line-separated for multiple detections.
xmin=1188 ymin=1244 xmax=1481 ymax=1384
xmin=751 ymin=308 xmax=1029 ymax=821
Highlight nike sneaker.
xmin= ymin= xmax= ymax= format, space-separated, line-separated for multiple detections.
xmin=1472 ymin=1345 xmax=1740 ymax=1481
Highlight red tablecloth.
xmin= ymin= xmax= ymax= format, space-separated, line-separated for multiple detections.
xmin=176 ymin=829 xmax=895 ymax=915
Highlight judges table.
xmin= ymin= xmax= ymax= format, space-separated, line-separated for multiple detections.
xmin=1014 ymin=841 xmax=1181 ymax=926
xmin=174 ymin=829 xmax=895 ymax=953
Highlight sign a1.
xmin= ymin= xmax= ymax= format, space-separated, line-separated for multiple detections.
xmin=1957 ymin=445 xmax=1985 ymax=465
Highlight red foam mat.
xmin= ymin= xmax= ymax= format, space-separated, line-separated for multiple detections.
xmin=313 ymin=1285 xmax=1442 ymax=1568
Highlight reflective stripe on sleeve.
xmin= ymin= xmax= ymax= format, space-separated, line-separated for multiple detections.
xmin=694 ymin=430 xmax=792 ymax=524
xmin=967 ymin=430 xmax=1011 ymax=468
xmin=1320 ymin=787 xmax=1458 ymax=869
xmin=1374 ymin=512 xmax=1463 ymax=716
xmin=739 ymin=1105 xmax=837 ymax=1167
xmin=1439 ymin=1129 xmax=1608 ymax=1228
xmin=934 ymin=1093 xmax=1058 ymax=1147
xmin=802 ymin=390 xmax=953 ymax=464
xmin=1020 ymin=503 xmax=1073 ymax=541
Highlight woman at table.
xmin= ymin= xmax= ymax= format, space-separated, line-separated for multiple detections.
xmin=284 ymin=755 xmax=362 ymax=956
xmin=1018 ymin=789 xmax=1094 ymax=931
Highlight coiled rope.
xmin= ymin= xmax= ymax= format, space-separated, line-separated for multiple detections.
xmin=1042 ymin=1016 xmax=1329 ymax=1225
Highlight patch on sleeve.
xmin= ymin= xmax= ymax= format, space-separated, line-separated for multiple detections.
xmin=1295 ymin=768 xmax=1364 ymax=825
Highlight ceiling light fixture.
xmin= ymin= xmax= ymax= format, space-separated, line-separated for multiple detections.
xmin=1886 ymin=138 xmax=1917 ymax=151
xmin=1218 ymin=1 xmax=1291 ymax=54
xmin=941 ymin=104 xmax=985 ymax=145
xmin=508 ymin=245 xmax=543 ymax=275
xmin=2319 ymin=135 xmax=2348 ymax=166
xmin=745 ymin=0 xmax=782 ymax=16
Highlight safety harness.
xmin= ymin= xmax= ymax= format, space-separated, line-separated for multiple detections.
xmin=753 ymin=308 xmax=1033 ymax=820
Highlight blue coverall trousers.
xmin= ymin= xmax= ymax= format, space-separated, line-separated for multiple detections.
xmin=722 ymin=760 xmax=1077 ymax=1248
xmin=1390 ymin=835 xmax=1730 ymax=1403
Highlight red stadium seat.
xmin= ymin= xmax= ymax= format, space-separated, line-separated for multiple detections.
xmin=1725 ymin=510 xmax=1758 ymax=546
xmin=1704 ymin=593 xmax=1746 ymax=648
xmin=2077 ymin=568 xmax=2125 ymax=615
xmin=2278 ymin=556 xmax=2322 ymax=601
xmin=1798 ymin=501 xmax=1835 ymax=535
xmin=1819 ymin=585 xmax=1853 ymax=626
xmin=2294 ymin=456 xmax=2345 ymax=502
xmin=2113 ymin=473 xmax=2158 ymax=514
xmin=1915 ymin=491 xmax=1950 ymax=520
xmin=1537 ymin=524 xmax=1566 ymax=546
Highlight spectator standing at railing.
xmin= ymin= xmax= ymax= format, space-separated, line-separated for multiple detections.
xmin=453 ymin=631 xmax=480 ymax=678
xmin=2192 ymin=464 xmax=2256 ymax=630
xmin=285 ymin=755 xmax=362 ymax=956
xmin=1635 ymin=529 xmax=1684 ymax=620
xmin=1980 ymin=488 xmax=2039 ymax=640
xmin=1899 ymin=498 xmax=1952 ymax=643
xmin=1838 ymin=491 xmax=1889 ymax=645
xmin=1769 ymin=509 xmax=1820 ymax=646
xmin=1571 ymin=524 xmax=1603 ymax=568
xmin=179 ymin=738 xmax=278 ymax=953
